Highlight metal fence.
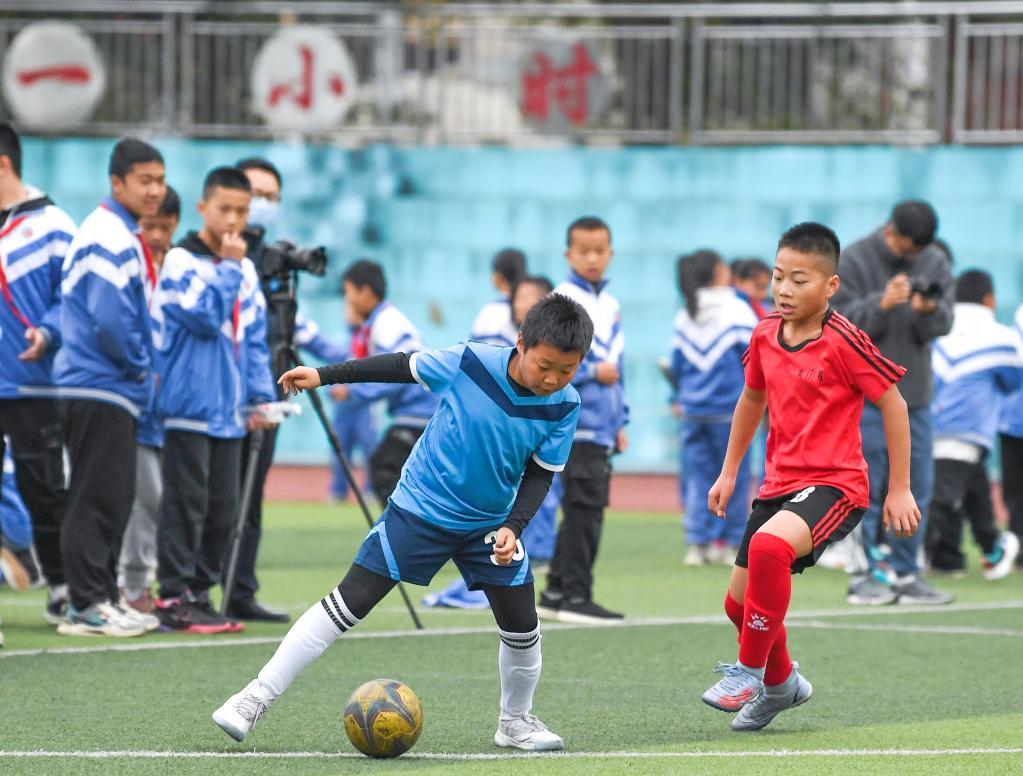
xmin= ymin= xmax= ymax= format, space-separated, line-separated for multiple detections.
xmin=9 ymin=1 xmax=1023 ymax=144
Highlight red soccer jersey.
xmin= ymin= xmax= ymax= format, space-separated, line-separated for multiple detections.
xmin=743 ymin=309 xmax=906 ymax=508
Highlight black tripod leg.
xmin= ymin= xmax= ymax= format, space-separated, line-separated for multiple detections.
xmin=221 ymin=430 xmax=265 ymax=616
xmin=290 ymin=348 xmax=424 ymax=630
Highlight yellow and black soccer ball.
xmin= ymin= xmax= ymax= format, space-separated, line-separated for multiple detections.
xmin=342 ymin=678 xmax=424 ymax=758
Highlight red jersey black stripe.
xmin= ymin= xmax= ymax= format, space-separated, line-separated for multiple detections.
xmin=828 ymin=314 xmax=906 ymax=383
xmin=826 ymin=318 xmax=904 ymax=383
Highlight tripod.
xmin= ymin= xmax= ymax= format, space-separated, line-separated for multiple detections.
xmin=220 ymin=268 xmax=424 ymax=630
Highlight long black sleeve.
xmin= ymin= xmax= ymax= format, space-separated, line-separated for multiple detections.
xmin=317 ymin=352 xmax=416 ymax=386
xmin=501 ymin=458 xmax=555 ymax=539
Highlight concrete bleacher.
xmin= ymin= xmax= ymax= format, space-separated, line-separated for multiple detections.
xmin=23 ymin=138 xmax=1023 ymax=473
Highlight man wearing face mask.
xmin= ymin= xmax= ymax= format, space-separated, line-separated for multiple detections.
xmin=224 ymin=158 xmax=289 ymax=623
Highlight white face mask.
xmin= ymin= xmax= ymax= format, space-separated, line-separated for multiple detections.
xmin=247 ymin=196 xmax=279 ymax=230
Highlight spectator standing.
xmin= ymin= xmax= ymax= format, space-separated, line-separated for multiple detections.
xmin=833 ymin=200 xmax=955 ymax=605
xmin=471 ymin=248 xmax=527 ymax=347
xmin=999 ymin=301 xmax=1023 ymax=572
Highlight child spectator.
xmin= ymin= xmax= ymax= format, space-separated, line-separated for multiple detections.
xmin=731 ymin=258 xmax=772 ymax=319
xmin=999 ymin=302 xmax=1023 ymax=572
xmin=671 ymin=251 xmax=758 ymax=566
xmin=539 ymin=217 xmax=627 ymax=624
xmin=927 ymin=269 xmax=1021 ymax=579
xmin=152 ymin=167 xmax=276 ymax=634
xmin=471 ymin=248 xmax=527 ymax=347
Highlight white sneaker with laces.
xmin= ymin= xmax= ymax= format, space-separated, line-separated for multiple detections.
xmin=983 ymin=532 xmax=1020 ymax=581
xmin=494 ymin=713 xmax=564 ymax=751
xmin=213 ymin=679 xmax=271 ymax=742
xmin=57 ymin=601 xmax=146 ymax=637
xmin=116 ymin=599 xmax=160 ymax=632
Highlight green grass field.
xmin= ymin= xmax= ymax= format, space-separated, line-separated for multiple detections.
xmin=1 ymin=503 xmax=1021 ymax=775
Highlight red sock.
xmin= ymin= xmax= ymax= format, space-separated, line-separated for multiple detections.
xmin=738 ymin=533 xmax=795 ymax=671
xmin=727 ymin=589 xmax=792 ymax=684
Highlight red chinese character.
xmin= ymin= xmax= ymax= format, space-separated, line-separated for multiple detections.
xmin=268 ymin=45 xmax=347 ymax=111
xmin=16 ymin=65 xmax=91 ymax=86
xmin=521 ymin=42 xmax=598 ymax=125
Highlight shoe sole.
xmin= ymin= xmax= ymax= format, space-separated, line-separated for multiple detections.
xmin=493 ymin=730 xmax=564 ymax=751
xmin=845 ymin=594 xmax=897 ymax=606
xmin=701 ymin=689 xmax=761 ymax=713
xmin=896 ymin=596 xmax=955 ymax=605
xmin=554 ymin=609 xmax=624 ymax=625
xmin=212 ymin=710 xmax=247 ymax=742
xmin=43 ymin=610 xmax=66 ymax=626
xmin=182 ymin=623 xmax=241 ymax=635
xmin=535 ymin=605 xmax=561 ymax=621
xmin=56 ymin=622 xmax=146 ymax=637
xmin=732 ymin=681 xmax=813 ymax=731
xmin=0 ymin=548 xmax=31 ymax=593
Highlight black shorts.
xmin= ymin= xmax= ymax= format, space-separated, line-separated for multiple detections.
xmin=735 ymin=485 xmax=865 ymax=574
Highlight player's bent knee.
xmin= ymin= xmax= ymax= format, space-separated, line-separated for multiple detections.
xmin=748 ymin=531 xmax=798 ymax=567
xmin=337 ymin=564 xmax=397 ymax=620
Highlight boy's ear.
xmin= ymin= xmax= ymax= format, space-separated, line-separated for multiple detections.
xmin=197 ymin=199 xmax=206 ymax=217
xmin=826 ymin=273 xmax=841 ymax=298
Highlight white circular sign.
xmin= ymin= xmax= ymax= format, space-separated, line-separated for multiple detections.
xmin=252 ymin=26 xmax=358 ymax=132
xmin=2 ymin=21 xmax=106 ymax=130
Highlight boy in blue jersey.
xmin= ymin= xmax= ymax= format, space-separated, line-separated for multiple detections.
xmin=151 ymin=168 xmax=276 ymax=635
xmin=213 ymin=294 xmax=593 ymax=751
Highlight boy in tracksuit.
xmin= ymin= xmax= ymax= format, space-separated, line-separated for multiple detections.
xmin=538 ymin=216 xmax=628 ymax=624
xmin=927 ymin=270 xmax=1022 ymax=579
xmin=55 ymin=138 xmax=166 ymax=638
xmin=333 ymin=260 xmax=439 ymax=505
xmin=152 ymin=167 xmax=276 ymax=634
xmin=0 ymin=123 xmax=76 ymax=623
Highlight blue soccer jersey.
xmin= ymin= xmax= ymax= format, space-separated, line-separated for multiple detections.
xmin=389 ymin=342 xmax=581 ymax=530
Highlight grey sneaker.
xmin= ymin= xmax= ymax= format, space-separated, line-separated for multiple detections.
xmin=731 ymin=663 xmax=812 ymax=730
xmin=894 ymin=576 xmax=954 ymax=605
xmin=846 ymin=575 xmax=897 ymax=605
xmin=494 ymin=713 xmax=564 ymax=751
xmin=701 ymin=662 xmax=763 ymax=712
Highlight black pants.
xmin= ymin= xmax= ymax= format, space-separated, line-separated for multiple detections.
xmin=999 ymin=433 xmax=1023 ymax=568
xmin=158 ymin=430 xmax=242 ymax=599
xmin=61 ymin=399 xmax=137 ymax=610
xmin=224 ymin=425 xmax=278 ymax=605
xmin=925 ymin=457 xmax=1000 ymax=571
xmin=369 ymin=425 xmax=425 ymax=507
xmin=544 ymin=442 xmax=612 ymax=602
xmin=0 ymin=398 xmax=66 ymax=586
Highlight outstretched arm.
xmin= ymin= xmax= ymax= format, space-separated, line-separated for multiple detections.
xmin=876 ymin=385 xmax=920 ymax=537
xmin=278 ymin=352 xmax=415 ymax=395
xmin=707 ymin=386 xmax=767 ymax=517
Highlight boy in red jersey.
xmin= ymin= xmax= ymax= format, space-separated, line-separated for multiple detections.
xmin=703 ymin=222 xmax=921 ymax=731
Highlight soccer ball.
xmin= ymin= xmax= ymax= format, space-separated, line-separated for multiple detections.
xmin=342 ymin=678 xmax=424 ymax=758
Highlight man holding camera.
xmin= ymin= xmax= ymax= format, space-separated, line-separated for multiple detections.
xmin=833 ymin=200 xmax=955 ymax=606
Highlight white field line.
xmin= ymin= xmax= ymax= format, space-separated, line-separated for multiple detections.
xmin=0 ymin=747 xmax=1019 ymax=761
xmin=1 ymin=599 xmax=1019 ymax=660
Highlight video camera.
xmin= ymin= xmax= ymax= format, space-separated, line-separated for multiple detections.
xmin=259 ymin=240 xmax=328 ymax=282
xmin=910 ymin=277 xmax=943 ymax=300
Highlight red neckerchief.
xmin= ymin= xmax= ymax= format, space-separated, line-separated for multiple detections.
xmin=350 ymin=323 xmax=370 ymax=359
xmin=213 ymin=257 xmax=242 ymax=358
xmin=0 ymin=214 xmax=32 ymax=328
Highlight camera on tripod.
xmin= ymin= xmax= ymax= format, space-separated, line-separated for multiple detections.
xmin=260 ymin=240 xmax=328 ymax=281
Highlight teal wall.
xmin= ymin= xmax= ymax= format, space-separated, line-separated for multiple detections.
xmin=23 ymin=139 xmax=1023 ymax=472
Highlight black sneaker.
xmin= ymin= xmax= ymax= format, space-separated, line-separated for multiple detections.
xmin=556 ymin=599 xmax=624 ymax=625
xmin=187 ymin=594 xmax=245 ymax=633
xmin=536 ymin=591 xmax=563 ymax=621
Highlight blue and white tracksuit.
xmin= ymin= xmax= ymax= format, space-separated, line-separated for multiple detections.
xmin=471 ymin=298 xmax=517 ymax=348
xmin=152 ymin=232 xmax=275 ymax=438
xmin=348 ymin=301 xmax=439 ymax=428
xmin=934 ymin=303 xmax=1023 ymax=452
xmin=669 ymin=287 xmax=757 ymax=546
xmin=1 ymin=443 xmax=32 ymax=551
xmin=999 ymin=304 xmax=1023 ymax=441
xmin=553 ymin=272 xmax=628 ymax=449
xmin=54 ymin=197 xmax=155 ymax=418
xmin=294 ymin=314 xmax=378 ymax=498
xmin=0 ymin=187 xmax=75 ymax=400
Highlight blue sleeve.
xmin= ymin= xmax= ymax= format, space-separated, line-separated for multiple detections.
xmin=39 ymin=236 xmax=69 ymax=348
xmin=159 ymin=254 xmax=243 ymax=339
xmin=294 ymin=314 xmax=350 ymax=363
xmin=571 ymin=353 xmax=598 ymax=386
xmin=995 ymin=364 xmax=1023 ymax=395
xmin=534 ymin=404 xmax=581 ymax=472
xmin=409 ymin=344 xmax=465 ymax=394
xmin=244 ymin=287 xmax=276 ymax=405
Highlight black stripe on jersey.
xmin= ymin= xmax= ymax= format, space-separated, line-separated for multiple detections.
xmin=742 ymin=348 xmax=751 ymax=366
xmin=825 ymin=320 xmax=902 ymax=382
xmin=320 ymin=599 xmax=348 ymax=634
xmin=829 ymin=314 xmax=906 ymax=377
xmin=328 ymin=591 xmax=356 ymax=629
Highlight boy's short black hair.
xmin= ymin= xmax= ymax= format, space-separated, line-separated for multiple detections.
xmin=158 ymin=185 xmax=180 ymax=219
xmin=777 ymin=222 xmax=841 ymax=274
xmin=513 ymin=275 xmax=554 ymax=299
xmin=731 ymin=257 xmax=771 ymax=279
xmin=0 ymin=122 xmax=22 ymax=178
xmin=236 ymin=157 xmax=283 ymax=190
xmin=202 ymin=166 xmax=251 ymax=199
xmin=891 ymin=200 xmax=938 ymax=247
xmin=566 ymin=216 xmax=611 ymax=247
xmin=492 ymin=248 xmax=527 ymax=287
xmin=343 ymin=259 xmax=387 ymax=300
xmin=520 ymin=292 xmax=593 ymax=358
xmin=109 ymin=137 xmax=163 ymax=179
xmin=955 ymin=269 xmax=994 ymax=304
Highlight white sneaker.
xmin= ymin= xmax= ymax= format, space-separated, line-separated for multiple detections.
xmin=57 ymin=601 xmax=146 ymax=637
xmin=213 ymin=679 xmax=271 ymax=742
xmin=494 ymin=713 xmax=564 ymax=751
xmin=684 ymin=545 xmax=708 ymax=567
xmin=983 ymin=532 xmax=1020 ymax=581
xmin=116 ymin=599 xmax=160 ymax=633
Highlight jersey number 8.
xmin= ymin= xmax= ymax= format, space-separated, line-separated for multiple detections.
xmin=484 ymin=531 xmax=525 ymax=566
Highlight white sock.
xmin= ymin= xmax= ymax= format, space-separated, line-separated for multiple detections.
xmin=498 ymin=625 xmax=541 ymax=719
xmin=257 ymin=588 xmax=360 ymax=701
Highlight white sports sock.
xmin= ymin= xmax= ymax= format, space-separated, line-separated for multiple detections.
xmin=497 ymin=625 xmax=542 ymax=719
xmin=257 ymin=589 xmax=360 ymax=701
